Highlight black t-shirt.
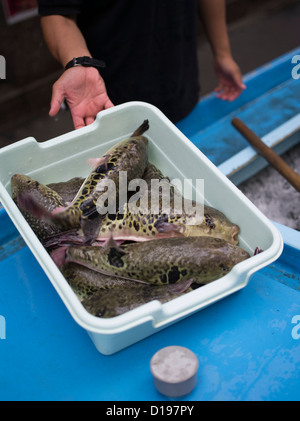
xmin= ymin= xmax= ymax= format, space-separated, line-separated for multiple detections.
xmin=38 ymin=0 xmax=200 ymax=123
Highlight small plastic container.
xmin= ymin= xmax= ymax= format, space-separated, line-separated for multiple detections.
xmin=150 ymin=346 xmax=199 ymax=397
xmin=0 ymin=102 xmax=283 ymax=355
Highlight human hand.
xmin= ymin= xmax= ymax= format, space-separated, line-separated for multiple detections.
xmin=213 ymin=55 xmax=246 ymax=102
xmin=49 ymin=66 xmax=114 ymax=129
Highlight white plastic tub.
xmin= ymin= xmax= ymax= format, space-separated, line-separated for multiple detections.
xmin=0 ymin=102 xmax=283 ymax=355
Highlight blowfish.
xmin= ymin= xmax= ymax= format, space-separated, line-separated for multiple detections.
xmin=96 ymin=188 xmax=240 ymax=245
xmin=81 ymin=280 xmax=193 ymax=318
xmin=11 ymin=174 xmax=67 ymax=240
xmin=61 ymin=262 xmax=193 ymax=317
xmin=54 ymin=236 xmax=250 ymax=286
xmin=48 ymin=163 xmax=167 ymax=204
xmin=18 ymin=120 xmax=149 ymax=233
xmin=44 ymin=174 xmax=240 ymax=248
xmin=47 ymin=177 xmax=85 ymax=203
xmin=141 ymin=162 xmax=170 ymax=188
xmin=62 ymin=262 xmax=130 ymax=301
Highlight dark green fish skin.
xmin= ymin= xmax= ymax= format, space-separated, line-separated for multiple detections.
xmin=61 ymin=263 xmax=131 ymax=301
xmin=11 ymin=174 xmax=67 ymax=240
xmin=63 ymin=236 xmax=250 ymax=286
xmin=47 ymin=177 xmax=85 ymax=203
xmin=17 ymin=121 xmax=149 ymax=235
xmin=141 ymin=162 xmax=170 ymax=188
xmin=96 ymin=184 xmax=240 ymax=245
xmin=49 ymin=120 xmax=149 ymax=229
xmin=48 ymin=163 xmax=167 ymax=205
xmin=81 ymin=281 xmax=193 ymax=318
xmin=96 ymin=163 xmax=240 ymax=245
xmin=61 ymin=261 xmax=192 ymax=318
xmin=43 ymin=163 xmax=240 ymax=248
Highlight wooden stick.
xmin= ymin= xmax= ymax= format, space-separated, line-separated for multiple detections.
xmin=232 ymin=117 xmax=300 ymax=193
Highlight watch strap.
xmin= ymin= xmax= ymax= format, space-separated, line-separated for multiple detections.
xmin=65 ymin=56 xmax=106 ymax=71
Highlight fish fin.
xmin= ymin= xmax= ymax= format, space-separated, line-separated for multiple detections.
xmin=50 ymin=246 xmax=68 ymax=268
xmin=81 ymin=215 xmax=103 ymax=242
xmin=52 ymin=206 xmax=67 ymax=215
xmin=170 ymin=279 xmax=194 ymax=294
xmin=17 ymin=191 xmax=53 ymax=221
xmin=43 ymin=229 xmax=88 ymax=248
xmin=87 ymin=156 xmax=107 ymax=171
xmin=154 ymin=221 xmax=184 ymax=235
xmin=103 ymin=233 xmax=119 ymax=248
xmin=78 ymin=198 xmax=98 ymax=219
xmin=104 ymin=231 xmax=129 ymax=254
xmin=131 ymin=120 xmax=149 ymax=137
xmin=254 ymin=247 xmax=264 ymax=255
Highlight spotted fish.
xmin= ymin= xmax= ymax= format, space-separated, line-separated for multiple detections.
xmin=81 ymin=280 xmax=193 ymax=318
xmin=11 ymin=174 xmax=67 ymax=240
xmin=96 ymin=184 xmax=240 ymax=245
xmin=18 ymin=120 xmax=149 ymax=233
xmin=47 ymin=177 xmax=85 ymax=203
xmin=61 ymin=262 xmax=192 ymax=317
xmin=43 ymin=170 xmax=240 ymax=248
xmin=141 ymin=162 xmax=170 ymax=187
xmin=55 ymin=236 xmax=250 ymax=286
xmin=61 ymin=262 xmax=130 ymax=301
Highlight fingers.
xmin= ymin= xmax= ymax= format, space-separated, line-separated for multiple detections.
xmin=216 ymin=88 xmax=241 ymax=102
xmin=214 ymin=56 xmax=246 ymax=102
xmin=231 ymin=69 xmax=247 ymax=91
xmin=72 ymin=109 xmax=114 ymax=130
xmin=72 ymin=114 xmax=86 ymax=130
xmin=215 ymin=84 xmax=242 ymax=101
xmin=71 ymin=95 xmax=114 ymax=129
xmin=104 ymin=98 xmax=114 ymax=109
xmin=49 ymin=84 xmax=65 ymax=117
xmin=85 ymin=116 xmax=95 ymax=126
xmin=215 ymin=76 xmax=246 ymax=102
xmin=49 ymin=66 xmax=115 ymax=130
xmin=237 ymin=81 xmax=247 ymax=90
xmin=225 ymin=63 xmax=244 ymax=86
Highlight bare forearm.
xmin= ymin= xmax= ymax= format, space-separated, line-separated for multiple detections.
xmin=41 ymin=15 xmax=91 ymax=67
xmin=198 ymin=0 xmax=231 ymax=58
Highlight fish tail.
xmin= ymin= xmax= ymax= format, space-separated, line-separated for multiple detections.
xmin=131 ymin=120 xmax=149 ymax=137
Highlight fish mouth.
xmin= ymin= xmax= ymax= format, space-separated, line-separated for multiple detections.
xmin=10 ymin=173 xmax=21 ymax=187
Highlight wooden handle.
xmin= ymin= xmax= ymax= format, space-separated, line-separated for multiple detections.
xmin=232 ymin=117 xmax=300 ymax=193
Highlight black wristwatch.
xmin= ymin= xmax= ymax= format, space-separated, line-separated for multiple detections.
xmin=65 ymin=56 xmax=106 ymax=71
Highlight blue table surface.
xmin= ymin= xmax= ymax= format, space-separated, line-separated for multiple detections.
xmin=1 ymin=49 xmax=300 ymax=401
xmin=0 ymin=224 xmax=299 ymax=401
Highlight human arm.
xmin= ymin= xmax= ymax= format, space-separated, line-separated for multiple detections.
xmin=198 ymin=0 xmax=246 ymax=101
xmin=41 ymin=15 xmax=113 ymax=129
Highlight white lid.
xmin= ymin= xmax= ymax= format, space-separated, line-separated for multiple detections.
xmin=150 ymin=346 xmax=199 ymax=397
